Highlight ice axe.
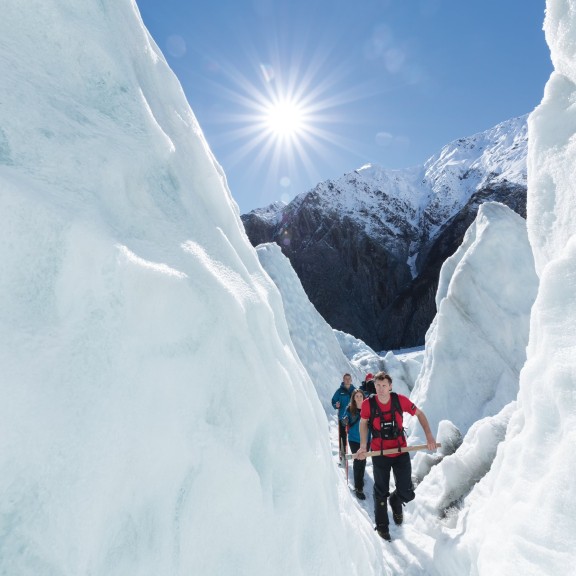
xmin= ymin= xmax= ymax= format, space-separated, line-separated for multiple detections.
xmin=345 ymin=443 xmax=442 ymax=460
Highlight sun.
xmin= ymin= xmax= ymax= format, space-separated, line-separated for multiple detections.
xmin=202 ymin=48 xmax=369 ymax=200
xmin=264 ymin=100 xmax=305 ymax=138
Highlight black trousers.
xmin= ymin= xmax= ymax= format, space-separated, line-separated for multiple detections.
xmin=348 ymin=441 xmax=369 ymax=491
xmin=338 ymin=420 xmax=348 ymax=458
xmin=372 ymin=452 xmax=415 ymax=528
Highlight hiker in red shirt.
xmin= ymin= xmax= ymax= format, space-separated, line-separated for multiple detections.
xmin=356 ymin=372 xmax=437 ymax=541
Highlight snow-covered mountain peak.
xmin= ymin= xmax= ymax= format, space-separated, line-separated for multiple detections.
xmin=249 ymin=200 xmax=287 ymax=224
xmin=424 ymin=115 xmax=528 ymax=188
xmin=299 ymin=166 xmax=425 ymax=249
xmin=417 ymin=115 xmax=527 ymax=240
xmin=250 ymin=114 xmax=528 ymax=258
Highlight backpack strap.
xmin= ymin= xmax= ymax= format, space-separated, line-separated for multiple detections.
xmin=390 ymin=392 xmax=405 ymax=436
xmin=368 ymin=396 xmax=383 ymax=455
xmin=348 ymin=412 xmax=360 ymax=427
xmin=392 ymin=393 xmax=406 ymax=451
xmin=368 ymin=395 xmax=379 ymax=428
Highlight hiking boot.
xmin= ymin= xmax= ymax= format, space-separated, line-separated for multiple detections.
xmin=389 ymin=493 xmax=403 ymax=525
xmin=354 ymin=488 xmax=366 ymax=500
xmin=376 ymin=526 xmax=391 ymax=541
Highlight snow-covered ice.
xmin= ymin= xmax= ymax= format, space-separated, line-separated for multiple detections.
xmin=256 ymin=242 xmax=364 ymax=411
xmin=1 ymin=0 xmax=575 ymax=574
xmin=408 ymin=202 xmax=538 ymax=449
xmin=0 ymin=1 xmax=385 ymax=574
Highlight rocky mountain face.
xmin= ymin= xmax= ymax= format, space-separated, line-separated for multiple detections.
xmin=241 ymin=116 xmax=528 ymax=350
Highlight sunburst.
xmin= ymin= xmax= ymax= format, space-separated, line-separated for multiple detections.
xmin=200 ymin=45 xmax=370 ymax=203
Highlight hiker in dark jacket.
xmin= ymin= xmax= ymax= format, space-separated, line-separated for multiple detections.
xmin=344 ymin=389 xmax=371 ymax=500
xmin=331 ymin=373 xmax=355 ymax=464
xmin=360 ymin=372 xmax=376 ymax=396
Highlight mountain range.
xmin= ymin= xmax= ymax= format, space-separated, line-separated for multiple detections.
xmin=241 ymin=115 xmax=529 ymax=350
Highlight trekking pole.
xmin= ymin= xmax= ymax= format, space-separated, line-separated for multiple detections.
xmin=345 ymin=443 xmax=442 ymax=460
xmin=339 ymin=438 xmax=348 ymax=478
xmin=343 ymin=439 xmax=349 ymax=484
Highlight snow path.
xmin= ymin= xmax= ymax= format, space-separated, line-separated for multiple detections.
xmin=330 ymin=420 xmax=439 ymax=576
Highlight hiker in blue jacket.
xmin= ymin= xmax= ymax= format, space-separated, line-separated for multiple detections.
xmin=344 ymin=389 xmax=371 ymax=500
xmin=331 ymin=373 xmax=355 ymax=464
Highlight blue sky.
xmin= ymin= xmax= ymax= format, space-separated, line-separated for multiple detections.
xmin=136 ymin=0 xmax=552 ymax=213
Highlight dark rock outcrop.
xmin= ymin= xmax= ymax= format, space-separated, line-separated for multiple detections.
xmin=384 ymin=182 xmax=527 ymax=348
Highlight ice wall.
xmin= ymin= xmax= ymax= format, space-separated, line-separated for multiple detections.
xmin=256 ymin=243 xmax=363 ymax=411
xmin=431 ymin=1 xmax=576 ymax=573
xmin=0 ymin=1 xmax=385 ymax=574
xmin=409 ymin=202 xmax=537 ymax=445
